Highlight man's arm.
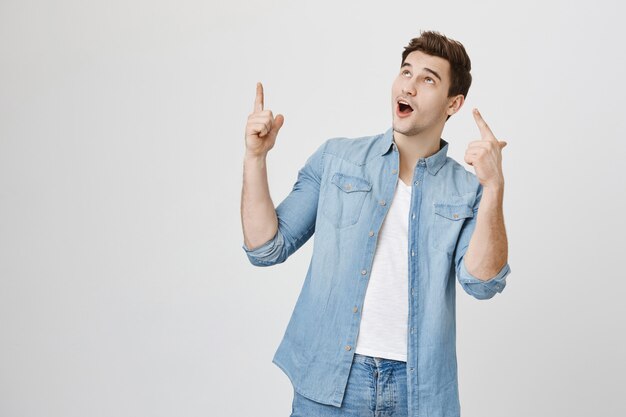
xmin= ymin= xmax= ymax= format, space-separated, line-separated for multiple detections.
xmin=240 ymin=82 xmax=326 ymax=267
xmin=463 ymin=185 xmax=508 ymax=279
xmin=462 ymin=108 xmax=509 ymax=279
xmin=454 ymin=183 xmax=511 ymax=300
xmin=241 ymin=82 xmax=283 ymax=251
xmin=241 ymin=153 xmax=278 ymax=251
xmin=455 ymin=108 xmax=511 ymax=300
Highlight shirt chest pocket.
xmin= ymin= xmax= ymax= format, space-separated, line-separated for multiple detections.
xmin=322 ymin=172 xmax=372 ymax=228
xmin=431 ymin=198 xmax=474 ymax=254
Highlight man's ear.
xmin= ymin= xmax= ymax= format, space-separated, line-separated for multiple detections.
xmin=446 ymin=94 xmax=465 ymax=117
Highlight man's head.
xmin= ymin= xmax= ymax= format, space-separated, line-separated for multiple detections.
xmin=392 ymin=30 xmax=472 ymax=138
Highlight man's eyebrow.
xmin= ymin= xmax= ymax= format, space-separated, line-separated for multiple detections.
xmin=400 ymin=62 xmax=442 ymax=82
xmin=424 ymin=67 xmax=442 ymax=81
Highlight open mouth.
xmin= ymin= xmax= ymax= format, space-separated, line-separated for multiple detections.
xmin=397 ymin=100 xmax=414 ymax=115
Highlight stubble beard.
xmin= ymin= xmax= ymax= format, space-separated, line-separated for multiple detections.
xmin=392 ymin=117 xmax=424 ymax=137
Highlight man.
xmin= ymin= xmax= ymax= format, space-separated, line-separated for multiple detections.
xmin=241 ymin=30 xmax=511 ymax=417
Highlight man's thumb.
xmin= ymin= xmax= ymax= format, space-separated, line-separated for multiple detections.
xmin=272 ymin=114 xmax=285 ymax=133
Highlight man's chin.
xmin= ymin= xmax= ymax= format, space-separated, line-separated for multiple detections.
xmin=392 ymin=121 xmax=420 ymax=137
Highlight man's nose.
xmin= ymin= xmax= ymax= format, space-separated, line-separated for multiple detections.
xmin=402 ymin=84 xmax=416 ymax=96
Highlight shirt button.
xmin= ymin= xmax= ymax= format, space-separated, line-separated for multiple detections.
xmin=345 ymin=345 xmax=352 ymax=351
xmin=361 ymin=269 xmax=367 ymax=275
xmin=368 ymin=230 xmax=374 ymax=237
xmin=414 ymin=180 xmax=419 ymax=186
xmin=345 ymin=184 xmax=352 ymax=190
xmin=411 ymin=250 xmax=415 ymax=256
xmin=379 ymin=200 xmax=386 ymax=206
xmin=412 ymin=213 xmax=415 ymax=219
xmin=391 ymin=169 xmax=397 ymax=174
xmin=453 ymin=214 xmax=459 ymax=219
xmin=353 ymin=306 xmax=358 ymax=313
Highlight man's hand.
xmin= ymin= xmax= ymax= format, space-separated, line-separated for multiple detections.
xmin=464 ymin=108 xmax=507 ymax=189
xmin=245 ymin=82 xmax=285 ymax=157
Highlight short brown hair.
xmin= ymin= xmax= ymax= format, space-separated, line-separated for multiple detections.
xmin=401 ymin=30 xmax=472 ymax=101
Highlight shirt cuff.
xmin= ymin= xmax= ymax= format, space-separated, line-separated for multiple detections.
xmin=241 ymin=230 xmax=284 ymax=265
xmin=459 ymin=257 xmax=510 ymax=294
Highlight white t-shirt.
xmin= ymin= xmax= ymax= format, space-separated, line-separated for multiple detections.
xmin=354 ymin=177 xmax=411 ymax=362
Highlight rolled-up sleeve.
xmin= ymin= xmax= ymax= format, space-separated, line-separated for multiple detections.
xmin=457 ymin=257 xmax=510 ymax=299
xmin=454 ymin=182 xmax=512 ymax=300
xmin=242 ymin=229 xmax=286 ymax=266
xmin=241 ymin=139 xmax=328 ymax=267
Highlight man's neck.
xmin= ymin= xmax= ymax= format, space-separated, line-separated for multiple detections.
xmin=393 ymin=129 xmax=443 ymax=185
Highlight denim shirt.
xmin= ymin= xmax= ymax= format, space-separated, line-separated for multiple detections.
xmin=242 ymin=127 xmax=511 ymax=417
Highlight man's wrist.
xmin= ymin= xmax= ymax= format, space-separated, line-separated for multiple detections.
xmin=243 ymin=152 xmax=267 ymax=171
xmin=483 ymin=178 xmax=504 ymax=194
xmin=480 ymin=183 xmax=504 ymax=207
xmin=244 ymin=151 xmax=268 ymax=163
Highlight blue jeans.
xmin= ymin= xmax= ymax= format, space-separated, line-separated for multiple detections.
xmin=290 ymin=353 xmax=408 ymax=417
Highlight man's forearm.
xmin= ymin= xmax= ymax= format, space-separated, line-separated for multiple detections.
xmin=241 ymin=152 xmax=278 ymax=250
xmin=463 ymin=185 xmax=509 ymax=280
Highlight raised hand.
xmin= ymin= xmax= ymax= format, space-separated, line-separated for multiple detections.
xmin=245 ymin=82 xmax=285 ymax=157
xmin=464 ymin=108 xmax=508 ymax=189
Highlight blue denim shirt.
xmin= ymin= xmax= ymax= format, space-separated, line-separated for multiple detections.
xmin=242 ymin=127 xmax=511 ymax=417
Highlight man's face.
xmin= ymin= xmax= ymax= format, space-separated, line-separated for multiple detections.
xmin=391 ymin=50 xmax=459 ymax=137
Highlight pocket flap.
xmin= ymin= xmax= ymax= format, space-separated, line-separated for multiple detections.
xmin=433 ymin=203 xmax=474 ymax=220
xmin=330 ymin=172 xmax=372 ymax=193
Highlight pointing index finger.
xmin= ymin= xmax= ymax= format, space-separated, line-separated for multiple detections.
xmin=254 ymin=82 xmax=264 ymax=112
xmin=472 ymin=108 xmax=496 ymax=141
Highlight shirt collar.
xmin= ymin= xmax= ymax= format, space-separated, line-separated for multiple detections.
xmin=378 ymin=127 xmax=449 ymax=176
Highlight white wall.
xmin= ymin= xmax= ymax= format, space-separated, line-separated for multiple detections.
xmin=1 ymin=0 xmax=625 ymax=416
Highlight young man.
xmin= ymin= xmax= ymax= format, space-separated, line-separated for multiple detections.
xmin=241 ymin=30 xmax=511 ymax=417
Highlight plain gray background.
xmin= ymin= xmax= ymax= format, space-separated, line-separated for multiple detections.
xmin=1 ymin=0 xmax=625 ymax=416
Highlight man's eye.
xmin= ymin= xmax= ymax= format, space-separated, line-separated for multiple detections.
xmin=425 ymin=77 xmax=434 ymax=84
xmin=402 ymin=70 xmax=411 ymax=77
